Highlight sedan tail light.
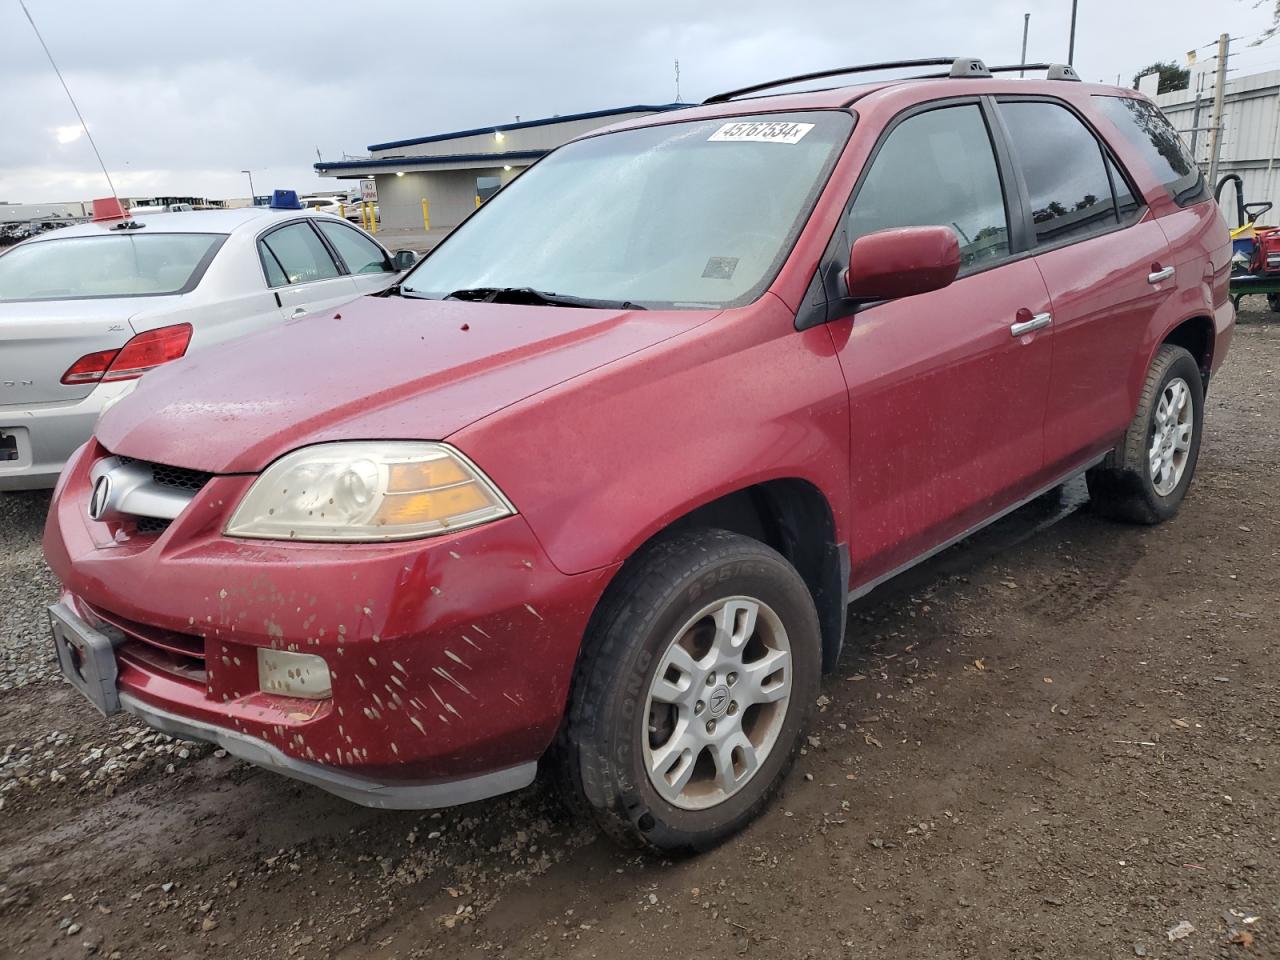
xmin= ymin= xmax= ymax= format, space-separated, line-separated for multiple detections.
xmin=60 ymin=323 xmax=193 ymax=385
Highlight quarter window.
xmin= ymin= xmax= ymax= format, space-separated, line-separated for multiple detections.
xmin=1093 ymin=95 xmax=1208 ymax=207
xmin=258 ymin=223 xmax=341 ymax=287
xmin=999 ymin=101 xmax=1121 ymax=246
xmin=847 ymin=104 xmax=1010 ymax=275
xmin=316 ymin=221 xmax=391 ymax=275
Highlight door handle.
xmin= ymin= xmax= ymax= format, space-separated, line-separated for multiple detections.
xmin=1147 ymin=265 xmax=1175 ymax=284
xmin=1010 ymin=312 xmax=1052 ymax=337
xmin=291 ymin=306 xmax=308 ymax=317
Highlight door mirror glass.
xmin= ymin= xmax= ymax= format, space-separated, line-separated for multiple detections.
xmin=846 ymin=226 xmax=960 ymax=302
xmin=392 ymin=249 xmax=419 ymax=271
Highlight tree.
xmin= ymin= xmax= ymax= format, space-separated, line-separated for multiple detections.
xmin=1256 ymin=0 xmax=1280 ymax=44
xmin=1132 ymin=61 xmax=1190 ymax=94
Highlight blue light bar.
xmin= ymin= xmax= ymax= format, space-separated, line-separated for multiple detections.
xmin=269 ymin=189 xmax=303 ymax=210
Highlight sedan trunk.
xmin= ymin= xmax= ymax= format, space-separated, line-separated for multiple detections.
xmin=0 ymin=299 xmax=162 ymax=406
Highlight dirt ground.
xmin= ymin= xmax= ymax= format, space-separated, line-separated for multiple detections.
xmin=2 ymin=315 xmax=1277 ymax=960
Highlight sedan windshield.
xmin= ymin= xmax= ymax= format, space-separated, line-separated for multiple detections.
xmin=401 ymin=112 xmax=853 ymax=309
xmin=0 ymin=233 xmax=225 ymax=302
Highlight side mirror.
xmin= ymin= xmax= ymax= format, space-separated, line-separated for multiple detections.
xmin=846 ymin=226 xmax=961 ymax=302
xmin=391 ymin=249 xmax=419 ymax=271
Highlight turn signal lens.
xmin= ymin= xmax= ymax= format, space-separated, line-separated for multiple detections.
xmin=386 ymin=458 xmax=468 ymax=492
xmin=373 ymin=483 xmax=494 ymax=525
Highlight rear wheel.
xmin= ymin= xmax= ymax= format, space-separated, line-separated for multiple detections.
xmin=1086 ymin=344 xmax=1204 ymax=524
xmin=1268 ymin=293 xmax=1280 ymax=313
xmin=559 ymin=529 xmax=820 ymax=854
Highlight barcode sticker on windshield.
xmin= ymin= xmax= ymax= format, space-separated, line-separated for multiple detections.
xmin=708 ymin=121 xmax=814 ymax=144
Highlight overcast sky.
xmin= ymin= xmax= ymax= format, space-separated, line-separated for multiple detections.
xmin=1 ymin=0 xmax=1274 ymax=203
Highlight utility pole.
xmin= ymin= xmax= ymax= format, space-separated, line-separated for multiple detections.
xmin=1020 ymin=13 xmax=1030 ymax=76
xmin=241 ymin=169 xmax=256 ymax=204
xmin=1067 ymin=0 xmax=1078 ymax=66
xmin=1206 ymin=32 xmax=1228 ymax=187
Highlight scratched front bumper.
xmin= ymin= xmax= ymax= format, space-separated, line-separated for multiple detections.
xmin=44 ymin=440 xmax=616 ymax=787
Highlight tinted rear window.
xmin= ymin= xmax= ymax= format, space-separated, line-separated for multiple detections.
xmin=0 ymin=233 xmax=224 ymax=302
xmin=1093 ymin=96 xmax=1207 ymax=207
xmin=1000 ymin=100 xmax=1121 ymax=246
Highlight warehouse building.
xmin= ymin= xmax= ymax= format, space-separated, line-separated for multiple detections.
xmin=314 ymin=103 xmax=690 ymax=233
xmin=1158 ymin=66 xmax=1280 ymax=226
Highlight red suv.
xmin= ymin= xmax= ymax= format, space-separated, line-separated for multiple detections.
xmin=44 ymin=58 xmax=1232 ymax=853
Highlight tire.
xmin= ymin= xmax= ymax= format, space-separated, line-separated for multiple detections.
xmin=557 ymin=529 xmax=821 ymax=854
xmin=1086 ymin=344 xmax=1204 ymax=525
xmin=1268 ymin=293 xmax=1280 ymax=313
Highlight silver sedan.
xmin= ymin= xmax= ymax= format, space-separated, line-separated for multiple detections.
xmin=0 ymin=206 xmax=417 ymax=490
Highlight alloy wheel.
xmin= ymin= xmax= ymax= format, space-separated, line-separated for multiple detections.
xmin=642 ymin=596 xmax=792 ymax=811
xmin=1149 ymin=376 xmax=1194 ymax=497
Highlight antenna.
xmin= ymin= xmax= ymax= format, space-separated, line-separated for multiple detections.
xmin=674 ymin=58 xmax=681 ymax=101
xmin=19 ymin=0 xmax=120 ymax=201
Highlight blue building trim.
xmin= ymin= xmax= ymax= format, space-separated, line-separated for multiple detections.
xmin=315 ymin=150 xmax=547 ymax=174
xmin=364 ymin=103 xmax=694 ymax=152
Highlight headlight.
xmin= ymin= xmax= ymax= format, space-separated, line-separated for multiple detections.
xmin=224 ymin=442 xmax=515 ymax=542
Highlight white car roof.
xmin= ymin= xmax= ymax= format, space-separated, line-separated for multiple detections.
xmin=21 ymin=207 xmax=338 ymax=241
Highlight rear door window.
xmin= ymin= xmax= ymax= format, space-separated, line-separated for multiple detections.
xmin=847 ymin=104 xmax=1010 ymax=275
xmin=1093 ymin=95 xmax=1208 ymax=207
xmin=999 ymin=100 xmax=1123 ymax=247
xmin=258 ymin=222 xmax=342 ymax=287
xmin=316 ymin=221 xmax=391 ymax=274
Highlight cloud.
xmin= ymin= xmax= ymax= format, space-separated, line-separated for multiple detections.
xmin=0 ymin=0 xmax=1274 ymax=202
xmin=53 ymin=125 xmax=82 ymax=145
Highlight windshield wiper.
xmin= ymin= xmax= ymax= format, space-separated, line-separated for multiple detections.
xmin=441 ymin=286 xmax=646 ymax=310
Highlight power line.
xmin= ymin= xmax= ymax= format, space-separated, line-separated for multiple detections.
xmin=18 ymin=0 xmax=119 ymax=201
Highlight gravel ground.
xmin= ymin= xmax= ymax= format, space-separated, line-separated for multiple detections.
xmin=1 ymin=315 xmax=1277 ymax=959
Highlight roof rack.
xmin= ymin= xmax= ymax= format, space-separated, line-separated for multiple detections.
xmin=702 ymin=57 xmax=1080 ymax=104
xmin=982 ymin=62 xmax=1080 ymax=81
xmin=703 ymin=57 xmax=988 ymax=104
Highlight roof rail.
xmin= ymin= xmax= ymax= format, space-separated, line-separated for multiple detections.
xmin=909 ymin=62 xmax=1088 ymax=81
xmin=703 ymin=58 xmax=1086 ymax=105
xmin=703 ymin=57 xmax=988 ymax=104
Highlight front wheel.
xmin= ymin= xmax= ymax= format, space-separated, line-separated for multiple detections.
xmin=1086 ymin=344 xmax=1204 ymax=524
xmin=559 ymin=529 xmax=821 ymax=854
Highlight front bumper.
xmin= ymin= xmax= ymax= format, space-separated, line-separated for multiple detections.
xmin=44 ymin=440 xmax=616 ymax=806
xmin=0 ymin=381 xmax=136 ymax=491
xmin=50 ymin=598 xmax=535 ymax=808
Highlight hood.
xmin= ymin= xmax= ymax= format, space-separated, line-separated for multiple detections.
xmin=96 ymin=293 xmax=714 ymax=474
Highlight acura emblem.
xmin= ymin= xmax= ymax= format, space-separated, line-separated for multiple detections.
xmin=88 ymin=475 xmax=112 ymax=521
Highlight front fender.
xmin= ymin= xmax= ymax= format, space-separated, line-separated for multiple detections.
xmin=450 ymin=295 xmax=851 ymax=576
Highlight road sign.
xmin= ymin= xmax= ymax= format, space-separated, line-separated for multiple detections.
xmin=360 ymin=179 xmax=378 ymax=203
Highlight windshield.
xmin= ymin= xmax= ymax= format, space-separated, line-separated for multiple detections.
xmin=0 ymin=233 xmax=225 ymax=302
xmin=401 ymin=111 xmax=853 ymax=309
